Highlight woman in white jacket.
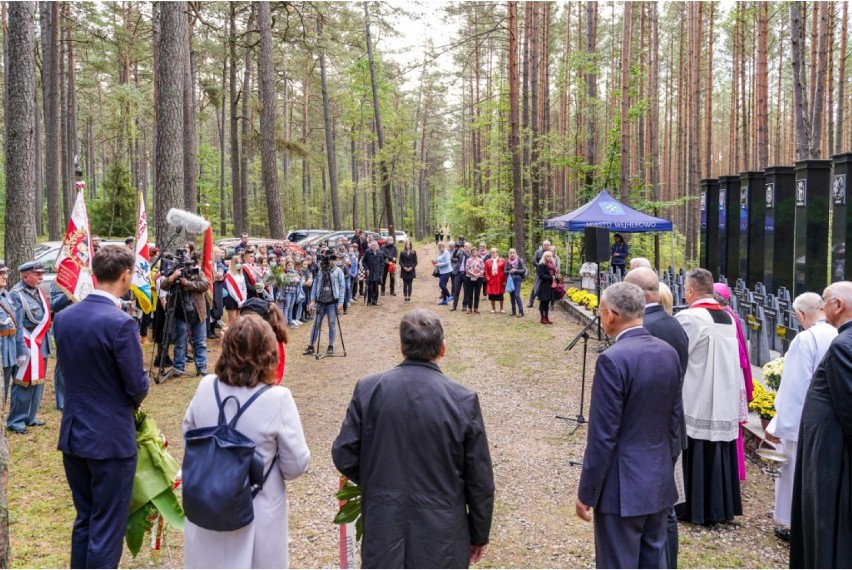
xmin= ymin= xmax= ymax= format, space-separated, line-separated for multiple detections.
xmin=183 ymin=314 xmax=310 ymax=568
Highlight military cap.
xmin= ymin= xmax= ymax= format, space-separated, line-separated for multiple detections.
xmin=18 ymin=261 xmax=45 ymax=273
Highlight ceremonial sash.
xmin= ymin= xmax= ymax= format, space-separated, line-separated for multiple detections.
xmin=15 ymin=289 xmax=51 ymax=387
xmin=243 ymin=264 xmax=260 ymax=287
xmin=224 ymin=273 xmax=247 ymax=308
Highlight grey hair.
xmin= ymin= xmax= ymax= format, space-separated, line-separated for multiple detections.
xmin=400 ymin=309 xmax=445 ymax=361
xmin=602 ymin=282 xmax=646 ymax=320
xmin=822 ymin=281 xmax=852 ymax=308
xmin=630 ymin=257 xmax=651 ymax=269
xmin=792 ymin=292 xmax=823 ymax=316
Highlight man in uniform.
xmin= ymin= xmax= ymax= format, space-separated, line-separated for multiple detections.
xmin=0 ymin=261 xmax=19 ymax=408
xmin=7 ymin=261 xmax=51 ymax=434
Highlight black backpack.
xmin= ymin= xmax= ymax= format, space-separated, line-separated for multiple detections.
xmin=182 ymin=381 xmax=275 ymax=531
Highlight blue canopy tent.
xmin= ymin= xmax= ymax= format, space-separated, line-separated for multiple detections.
xmin=543 ymin=190 xmax=673 ymax=233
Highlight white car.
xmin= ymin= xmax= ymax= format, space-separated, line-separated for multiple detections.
xmin=379 ymin=229 xmax=409 ymax=244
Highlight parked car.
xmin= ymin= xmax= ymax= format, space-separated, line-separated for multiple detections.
xmin=216 ymin=238 xmax=305 ymax=260
xmin=379 ymin=229 xmax=409 ymax=244
xmin=303 ymin=230 xmax=386 ymax=251
xmin=286 ymin=229 xmax=329 ymax=245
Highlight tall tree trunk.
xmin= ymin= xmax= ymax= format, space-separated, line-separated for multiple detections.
xmin=6 ymin=1 xmax=38 ymax=284
xmin=35 ymin=84 xmax=44 ymax=236
xmin=218 ymin=41 xmax=227 ymax=235
xmin=228 ymin=3 xmax=242 ymax=235
xmin=301 ymin=62 xmax=310 ymax=228
xmin=1 ymin=3 xmax=37 ymax=560
xmin=584 ymin=1 xmax=597 ymax=192
xmin=66 ymin=11 xmax=78 ymax=201
xmin=240 ymin=5 xmax=254 ymax=233
xmin=154 ymin=1 xmax=185 ymax=246
xmin=837 ymin=1 xmax=848 ymax=152
xmin=256 ymin=1 xmax=284 ymax=237
xmin=790 ymin=2 xmax=810 ymax=160
xmin=59 ymin=3 xmax=69 ymax=225
xmin=755 ymin=2 xmax=768 ymax=169
xmin=417 ymin=95 xmax=430 ymax=242
xmin=42 ymin=1 xmax=61 ymax=239
xmin=350 ymin=124 xmax=359 ymax=230
xmin=364 ymin=2 xmax=395 ymax=238
xmin=529 ymin=2 xmax=540 ymax=246
xmin=317 ymin=15 xmax=341 ymax=230
xmin=183 ymin=11 xmax=197 ymax=215
xmin=704 ymin=3 xmax=714 ymax=176
xmin=508 ymin=1 xmax=525 ymax=256
xmin=649 ymin=2 xmax=661 ymax=269
xmin=809 ymin=1 xmax=828 ymax=159
xmin=618 ymin=2 xmax=632 ymax=202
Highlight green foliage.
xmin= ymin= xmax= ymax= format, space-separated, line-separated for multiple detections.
xmin=90 ymin=162 xmax=136 ymax=238
xmin=334 ymin=478 xmax=364 ymax=542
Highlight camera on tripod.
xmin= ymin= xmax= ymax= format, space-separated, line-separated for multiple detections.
xmin=161 ymin=248 xmax=196 ymax=279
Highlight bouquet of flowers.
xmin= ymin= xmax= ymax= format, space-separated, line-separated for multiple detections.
xmin=125 ymin=409 xmax=184 ymax=557
xmin=762 ymin=357 xmax=784 ymax=391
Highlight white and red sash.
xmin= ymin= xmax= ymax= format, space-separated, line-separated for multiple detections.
xmin=15 ymin=289 xmax=52 ymax=386
xmin=224 ymin=273 xmax=247 ymax=308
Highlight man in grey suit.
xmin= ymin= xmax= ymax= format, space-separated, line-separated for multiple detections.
xmin=625 ymin=267 xmax=688 ymax=568
xmin=576 ymin=282 xmax=682 ymax=569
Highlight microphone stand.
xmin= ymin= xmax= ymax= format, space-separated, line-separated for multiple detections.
xmin=149 ymin=227 xmax=184 ymax=269
xmin=557 ymin=314 xmax=601 ymax=434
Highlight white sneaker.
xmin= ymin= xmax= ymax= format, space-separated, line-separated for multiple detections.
xmin=294 ymin=320 xmax=303 ymax=326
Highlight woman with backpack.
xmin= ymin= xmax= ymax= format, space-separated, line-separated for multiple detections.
xmin=182 ymin=315 xmax=310 ymax=568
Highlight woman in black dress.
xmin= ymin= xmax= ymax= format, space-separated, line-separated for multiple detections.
xmin=399 ymin=241 xmax=418 ymax=302
xmin=536 ymin=250 xmax=558 ymax=324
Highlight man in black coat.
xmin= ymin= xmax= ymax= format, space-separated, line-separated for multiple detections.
xmin=790 ymin=281 xmax=852 ymax=568
xmin=450 ymin=240 xmax=470 ymax=312
xmin=332 ymin=309 xmax=495 ymax=569
xmin=625 ymin=267 xmax=688 ymax=569
xmin=363 ymin=241 xmax=384 ymax=306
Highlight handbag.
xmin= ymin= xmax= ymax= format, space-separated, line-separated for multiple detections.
xmin=432 ymin=267 xmax=440 ymax=278
xmin=505 ymin=275 xmax=516 ymax=293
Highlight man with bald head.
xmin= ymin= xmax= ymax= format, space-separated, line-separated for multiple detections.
xmin=790 ymin=282 xmax=852 ymax=568
xmin=625 ymin=267 xmax=688 ymax=568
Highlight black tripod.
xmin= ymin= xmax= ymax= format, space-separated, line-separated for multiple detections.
xmin=153 ymin=286 xmax=185 ymax=383
xmin=309 ymin=302 xmax=348 ymax=360
xmin=556 ymin=315 xmax=601 ymax=434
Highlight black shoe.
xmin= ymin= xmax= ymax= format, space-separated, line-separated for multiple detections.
xmin=27 ymin=419 xmax=46 ymax=427
xmin=450 ymin=307 xmax=457 ymax=311
xmin=303 ymin=346 xmax=315 ymax=355
xmin=381 ymin=291 xmax=386 ymax=296
xmin=390 ymin=292 xmax=396 ymax=296
xmin=7 ymin=426 xmax=27 ymax=435
xmin=207 ymin=332 xmax=220 ymax=340
xmin=775 ymin=528 xmax=791 ymax=542
xmin=511 ymin=310 xmax=516 ymax=316
xmin=343 ymin=309 xmax=348 ymax=315
xmin=196 ymin=369 xmax=208 ymax=377
xmin=327 ymin=346 xmax=334 ymax=356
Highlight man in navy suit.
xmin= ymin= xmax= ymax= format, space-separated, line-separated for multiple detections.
xmin=55 ymin=246 xmax=149 ymax=568
xmin=625 ymin=267 xmax=688 ymax=568
xmin=576 ymin=282 xmax=682 ymax=569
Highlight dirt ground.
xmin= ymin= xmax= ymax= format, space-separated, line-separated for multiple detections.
xmin=8 ymin=242 xmax=789 ymax=568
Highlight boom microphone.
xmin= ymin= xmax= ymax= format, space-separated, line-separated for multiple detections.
xmin=166 ymin=208 xmax=210 ymax=234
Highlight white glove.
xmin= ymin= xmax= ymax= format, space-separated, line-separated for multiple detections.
xmin=16 ymin=355 xmax=27 ymax=367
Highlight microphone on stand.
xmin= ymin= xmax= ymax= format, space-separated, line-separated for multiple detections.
xmin=166 ymin=208 xmax=210 ymax=233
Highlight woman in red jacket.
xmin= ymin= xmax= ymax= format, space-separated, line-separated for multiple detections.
xmin=484 ymin=248 xmax=508 ymax=313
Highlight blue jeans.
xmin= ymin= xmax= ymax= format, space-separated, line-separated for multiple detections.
xmin=173 ymin=319 xmax=208 ymax=374
xmin=309 ymin=303 xmax=337 ymax=348
xmin=344 ymin=276 xmax=352 ymax=308
xmin=509 ymin=275 xmax=524 ymax=314
xmin=281 ymin=291 xmax=298 ymax=325
xmin=438 ymin=273 xmax=451 ymax=300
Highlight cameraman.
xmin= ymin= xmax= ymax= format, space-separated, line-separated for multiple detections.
xmin=450 ymin=237 xmax=469 ymax=311
xmin=303 ymin=251 xmax=345 ymax=356
xmin=161 ymin=253 xmax=210 ymax=378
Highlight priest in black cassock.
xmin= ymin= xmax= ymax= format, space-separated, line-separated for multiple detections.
xmin=790 ymin=281 xmax=852 ymax=568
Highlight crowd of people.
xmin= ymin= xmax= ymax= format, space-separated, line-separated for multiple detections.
xmin=7 ymin=225 xmax=850 ymax=570
xmin=432 ymin=237 xmax=566 ymax=324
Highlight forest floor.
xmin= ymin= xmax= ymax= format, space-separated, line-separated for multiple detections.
xmin=9 ymin=242 xmax=789 ymax=569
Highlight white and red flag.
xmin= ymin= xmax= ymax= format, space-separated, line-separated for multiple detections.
xmin=54 ymin=187 xmax=95 ymax=301
xmin=131 ymin=192 xmax=154 ymax=313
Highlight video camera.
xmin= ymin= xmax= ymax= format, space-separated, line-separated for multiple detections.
xmin=316 ymin=248 xmax=339 ymax=269
xmin=161 ymin=248 xmax=198 ymax=278
xmin=455 ymin=236 xmax=465 ymax=249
